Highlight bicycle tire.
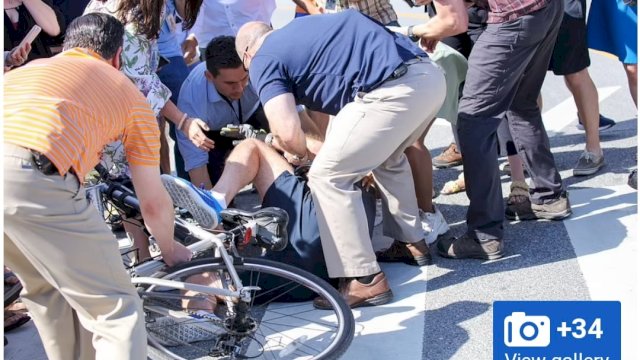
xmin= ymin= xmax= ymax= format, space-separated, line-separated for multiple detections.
xmin=143 ymin=257 xmax=354 ymax=360
xmin=4 ymin=281 xmax=22 ymax=308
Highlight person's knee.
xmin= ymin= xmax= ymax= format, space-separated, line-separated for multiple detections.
xmin=624 ymin=64 xmax=637 ymax=79
xmin=563 ymin=68 xmax=591 ymax=89
xmin=228 ymin=138 xmax=262 ymax=161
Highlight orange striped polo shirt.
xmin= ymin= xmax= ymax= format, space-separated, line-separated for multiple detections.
xmin=3 ymin=48 xmax=160 ymax=178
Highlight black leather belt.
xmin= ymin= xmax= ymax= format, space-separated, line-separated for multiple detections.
xmin=363 ymin=62 xmax=413 ymax=92
xmin=30 ymin=150 xmax=60 ymax=175
xmin=388 ymin=63 xmax=409 ymax=81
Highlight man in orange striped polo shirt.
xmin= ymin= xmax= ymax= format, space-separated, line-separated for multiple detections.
xmin=3 ymin=13 xmax=192 ymax=359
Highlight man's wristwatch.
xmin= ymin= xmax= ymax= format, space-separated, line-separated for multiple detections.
xmin=407 ymin=25 xmax=420 ymax=42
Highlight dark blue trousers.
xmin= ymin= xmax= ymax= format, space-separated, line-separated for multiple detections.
xmin=457 ymin=0 xmax=565 ymax=241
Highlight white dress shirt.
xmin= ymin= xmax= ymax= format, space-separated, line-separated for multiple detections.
xmin=191 ymin=0 xmax=276 ymax=48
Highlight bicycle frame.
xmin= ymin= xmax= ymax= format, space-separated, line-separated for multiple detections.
xmin=84 ymin=172 xmax=355 ymax=360
xmin=86 ymin=181 xmax=261 ymax=304
xmin=131 ymin=222 xmax=259 ymax=303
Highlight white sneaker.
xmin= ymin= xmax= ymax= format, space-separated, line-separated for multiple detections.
xmin=420 ymin=207 xmax=449 ymax=244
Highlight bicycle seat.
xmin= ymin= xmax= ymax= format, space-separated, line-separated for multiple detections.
xmin=220 ymin=207 xmax=289 ymax=251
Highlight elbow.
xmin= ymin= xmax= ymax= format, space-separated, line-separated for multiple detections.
xmin=42 ymin=23 xmax=61 ymax=37
xmin=139 ymin=193 xmax=172 ymax=222
xmin=448 ymin=15 xmax=468 ymax=36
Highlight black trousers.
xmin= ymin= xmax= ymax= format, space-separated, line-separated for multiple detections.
xmin=457 ymin=0 xmax=565 ymax=241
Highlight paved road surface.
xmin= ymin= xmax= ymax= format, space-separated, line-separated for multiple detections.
xmin=4 ymin=2 xmax=638 ymax=359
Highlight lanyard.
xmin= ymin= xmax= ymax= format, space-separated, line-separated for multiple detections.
xmin=218 ymin=90 xmax=242 ymax=123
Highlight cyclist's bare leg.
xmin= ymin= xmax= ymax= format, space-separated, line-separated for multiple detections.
xmin=213 ymin=139 xmax=293 ymax=204
xmin=123 ymin=219 xmax=151 ymax=261
xmin=182 ymin=272 xmax=222 ymax=312
xmin=405 ymin=123 xmax=434 ymax=213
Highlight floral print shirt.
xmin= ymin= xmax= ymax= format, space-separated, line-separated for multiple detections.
xmin=84 ymin=0 xmax=171 ymax=115
xmin=84 ymin=0 xmax=171 ymax=177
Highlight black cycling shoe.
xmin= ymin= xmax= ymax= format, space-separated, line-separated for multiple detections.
xmin=220 ymin=207 xmax=289 ymax=251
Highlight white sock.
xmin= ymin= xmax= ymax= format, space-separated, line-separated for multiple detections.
xmin=210 ymin=190 xmax=227 ymax=209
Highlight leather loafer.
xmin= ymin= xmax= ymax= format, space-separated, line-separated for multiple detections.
xmin=313 ymin=272 xmax=393 ymax=310
xmin=375 ymin=239 xmax=432 ymax=266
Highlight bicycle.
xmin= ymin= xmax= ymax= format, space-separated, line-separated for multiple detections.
xmin=85 ymin=168 xmax=355 ymax=360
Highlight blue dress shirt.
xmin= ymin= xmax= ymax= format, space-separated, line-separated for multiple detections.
xmin=177 ymin=62 xmax=260 ymax=172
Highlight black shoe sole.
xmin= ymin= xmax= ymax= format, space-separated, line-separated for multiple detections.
xmin=505 ymin=212 xmax=537 ymax=221
xmin=433 ymin=161 xmax=463 ymax=169
xmin=436 ymin=248 xmax=503 ymax=260
xmin=353 ymin=290 xmax=394 ymax=308
xmin=576 ymin=123 xmax=615 ymax=132
xmin=573 ymin=163 xmax=605 ymax=177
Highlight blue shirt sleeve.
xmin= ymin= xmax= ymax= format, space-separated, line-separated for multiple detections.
xmin=249 ymin=55 xmax=293 ymax=106
xmin=176 ymin=78 xmax=209 ymax=172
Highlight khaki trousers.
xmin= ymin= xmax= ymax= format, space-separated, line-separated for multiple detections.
xmin=308 ymin=60 xmax=446 ymax=278
xmin=3 ymin=144 xmax=147 ymax=360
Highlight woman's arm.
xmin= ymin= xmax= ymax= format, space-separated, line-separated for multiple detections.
xmin=21 ymin=0 xmax=62 ymax=36
xmin=160 ymin=100 xmax=215 ymax=151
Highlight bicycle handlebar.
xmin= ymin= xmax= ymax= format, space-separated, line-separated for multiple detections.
xmin=94 ymin=182 xmax=140 ymax=215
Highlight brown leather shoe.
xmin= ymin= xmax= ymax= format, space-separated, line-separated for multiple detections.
xmin=313 ymin=272 xmax=393 ymax=310
xmin=433 ymin=143 xmax=463 ymax=168
xmin=375 ymin=239 xmax=432 ymax=266
xmin=436 ymin=233 xmax=503 ymax=260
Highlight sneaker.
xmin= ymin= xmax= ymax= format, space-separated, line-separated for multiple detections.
xmin=573 ymin=151 xmax=605 ymax=176
xmin=576 ymin=114 xmax=615 ymax=132
xmin=505 ymin=181 xmax=536 ymax=220
xmin=161 ymin=174 xmax=223 ymax=230
xmin=436 ymin=233 xmax=503 ymax=260
xmin=420 ymin=207 xmax=449 ymax=243
xmin=313 ymin=272 xmax=393 ymax=309
xmin=433 ymin=143 xmax=463 ymax=168
xmin=531 ymin=193 xmax=572 ymax=220
xmin=628 ymin=169 xmax=637 ymax=190
xmin=376 ymin=239 xmax=432 ymax=266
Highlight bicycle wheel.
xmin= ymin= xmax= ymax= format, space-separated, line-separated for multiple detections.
xmin=143 ymin=257 xmax=354 ymax=360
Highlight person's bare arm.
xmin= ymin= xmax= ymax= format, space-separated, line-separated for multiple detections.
xmin=161 ymin=100 xmax=215 ymax=151
xmin=22 ymin=0 xmax=61 ymax=36
xmin=291 ymin=0 xmax=323 ymax=14
xmin=389 ymin=0 xmax=467 ymax=52
xmin=129 ymin=165 xmax=192 ymax=266
xmin=298 ymin=108 xmax=326 ymax=141
xmin=188 ymin=165 xmax=214 ymax=190
xmin=182 ymin=34 xmax=199 ymax=64
xmin=175 ymin=0 xmax=186 ymax=18
xmin=263 ymin=93 xmax=308 ymax=164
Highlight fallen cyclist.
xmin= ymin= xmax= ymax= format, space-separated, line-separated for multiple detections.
xmin=161 ymin=137 xmax=381 ymax=309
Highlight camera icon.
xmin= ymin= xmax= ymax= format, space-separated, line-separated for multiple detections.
xmin=504 ymin=312 xmax=551 ymax=347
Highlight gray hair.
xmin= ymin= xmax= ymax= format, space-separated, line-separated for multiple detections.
xmin=63 ymin=13 xmax=124 ymax=60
